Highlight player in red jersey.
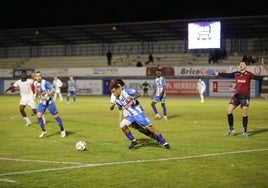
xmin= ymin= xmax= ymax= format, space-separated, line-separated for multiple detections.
xmin=217 ymin=61 xmax=267 ymax=138
xmin=31 ymin=72 xmax=36 ymax=93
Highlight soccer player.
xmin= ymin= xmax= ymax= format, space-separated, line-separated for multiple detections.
xmin=31 ymin=71 xmax=46 ymax=124
xmin=33 ymin=71 xmax=66 ymax=138
xmin=110 ymin=79 xmax=159 ymax=142
xmin=52 ymin=76 xmax=63 ymax=102
xmin=5 ymin=70 xmax=37 ymax=126
xmin=31 ymin=72 xmax=36 ymax=94
xmin=111 ymin=83 xmax=170 ymax=149
xmin=261 ymin=58 xmax=268 ymax=99
xmin=109 ymin=79 xmax=125 ymax=111
xmin=67 ymin=76 xmax=76 ymax=104
xmin=216 ymin=61 xmax=267 ymax=138
xmin=197 ymin=78 xmax=206 ymax=103
xmin=151 ymin=68 xmax=168 ymax=120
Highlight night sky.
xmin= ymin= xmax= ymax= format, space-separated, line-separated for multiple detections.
xmin=0 ymin=0 xmax=267 ymax=29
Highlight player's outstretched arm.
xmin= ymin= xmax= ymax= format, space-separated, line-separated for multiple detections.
xmin=5 ymin=86 xmax=15 ymax=93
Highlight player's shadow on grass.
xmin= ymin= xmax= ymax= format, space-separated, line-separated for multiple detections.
xmin=166 ymin=114 xmax=181 ymax=120
xmin=248 ymin=128 xmax=268 ymax=136
xmin=135 ymin=138 xmax=163 ymax=149
xmin=152 ymin=114 xmax=181 ymax=120
xmin=44 ymin=131 xmax=74 ymax=137
xmin=233 ymin=128 xmax=268 ymax=137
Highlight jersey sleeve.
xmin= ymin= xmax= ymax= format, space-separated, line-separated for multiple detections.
xmin=13 ymin=80 xmax=19 ymax=87
xmin=161 ymin=77 xmax=167 ymax=86
xmin=45 ymin=80 xmax=53 ymax=90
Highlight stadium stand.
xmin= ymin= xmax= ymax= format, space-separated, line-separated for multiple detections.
xmin=0 ymin=53 xmax=264 ymax=69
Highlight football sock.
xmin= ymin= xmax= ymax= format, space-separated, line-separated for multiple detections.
xmin=163 ymin=106 xmax=167 ymax=116
xmin=55 ymin=116 xmax=64 ymax=130
xmin=38 ymin=117 xmax=45 ymax=130
xmin=243 ymin=116 xmax=248 ymax=132
xmin=157 ymin=134 xmax=167 ymax=145
xmin=125 ymin=132 xmax=135 ymax=141
xmin=227 ymin=114 xmax=234 ymax=128
xmin=152 ymin=105 xmax=158 ymax=114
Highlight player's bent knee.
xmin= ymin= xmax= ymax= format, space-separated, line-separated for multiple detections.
xmin=120 ymin=119 xmax=131 ymax=128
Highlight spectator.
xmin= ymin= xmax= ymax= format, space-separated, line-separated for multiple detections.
xmin=242 ymin=54 xmax=249 ymax=65
xmin=141 ymin=81 xmax=150 ymax=97
xmin=247 ymin=55 xmax=254 ymax=64
xmin=136 ymin=61 xmax=143 ymax=67
xmin=145 ymin=54 xmax=154 ymax=65
xmin=221 ymin=48 xmax=227 ymax=59
xmin=106 ymin=51 xmax=112 ymax=66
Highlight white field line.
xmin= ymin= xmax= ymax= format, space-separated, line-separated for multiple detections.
xmin=0 ymin=148 xmax=267 ymax=183
xmin=0 ymin=158 xmax=83 ymax=165
xmin=0 ymin=178 xmax=16 ymax=183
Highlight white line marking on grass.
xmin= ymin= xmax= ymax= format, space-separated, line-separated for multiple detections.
xmin=0 ymin=148 xmax=267 ymax=179
xmin=0 ymin=178 xmax=16 ymax=183
xmin=0 ymin=158 xmax=83 ymax=165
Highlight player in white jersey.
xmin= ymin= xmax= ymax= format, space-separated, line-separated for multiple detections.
xmin=151 ymin=69 xmax=168 ymax=120
xmin=5 ymin=70 xmax=36 ymax=126
xmin=197 ymin=78 xmax=206 ymax=103
xmin=111 ymin=83 xmax=170 ymax=149
xmin=52 ymin=76 xmax=63 ymax=102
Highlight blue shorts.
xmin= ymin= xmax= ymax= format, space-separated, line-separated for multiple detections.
xmin=127 ymin=113 xmax=152 ymax=127
xmin=38 ymin=100 xmax=59 ymax=115
xmin=67 ymin=90 xmax=76 ymax=96
xmin=153 ymin=95 xmax=166 ymax=103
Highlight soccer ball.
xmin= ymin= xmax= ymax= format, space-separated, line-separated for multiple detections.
xmin=75 ymin=141 xmax=87 ymax=151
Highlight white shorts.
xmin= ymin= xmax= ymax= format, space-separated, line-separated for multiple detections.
xmin=55 ymin=88 xmax=61 ymax=93
xmin=120 ymin=119 xmax=131 ymax=128
xmin=20 ymin=96 xmax=36 ymax=109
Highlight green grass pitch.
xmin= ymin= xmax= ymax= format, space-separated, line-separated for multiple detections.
xmin=0 ymin=95 xmax=267 ymax=188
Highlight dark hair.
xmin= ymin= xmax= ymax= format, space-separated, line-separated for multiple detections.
xmin=115 ymin=79 xmax=125 ymax=86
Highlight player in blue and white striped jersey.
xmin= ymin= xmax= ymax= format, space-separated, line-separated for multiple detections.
xmin=111 ymin=83 xmax=170 ymax=149
xmin=151 ymin=68 xmax=168 ymax=120
xmin=34 ymin=71 xmax=66 ymax=138
xmin=110 ymin=79 xmax=159 ymax=142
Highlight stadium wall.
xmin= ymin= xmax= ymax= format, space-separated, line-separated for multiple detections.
xmin=1 ymin=65 xmax=267 ymax=97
